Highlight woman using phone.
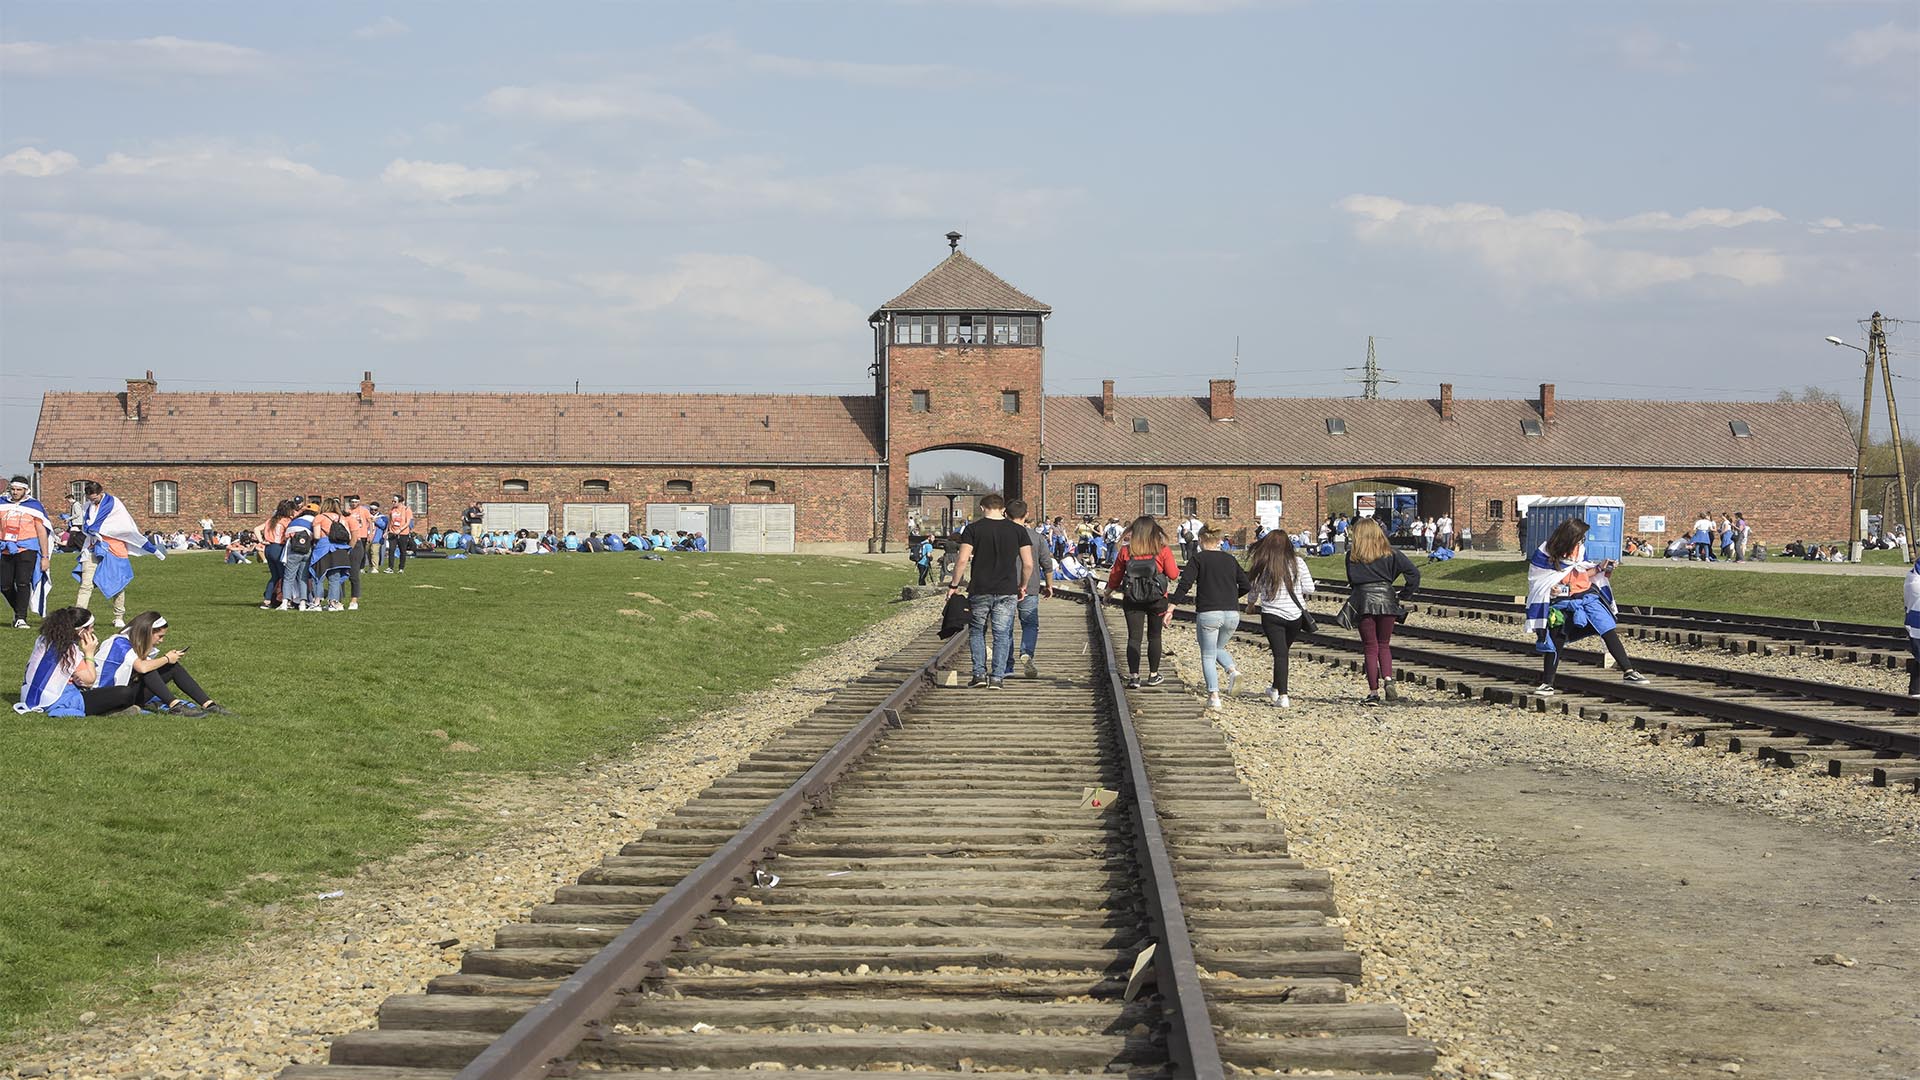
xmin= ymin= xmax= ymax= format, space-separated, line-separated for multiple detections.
xmin=1526 ymin=518 xmax=1650 ymax=696
xmin=16 ymin=606 xmax=154 ymax=716
xmin=94 ymin=610 xmax=232 ymax=716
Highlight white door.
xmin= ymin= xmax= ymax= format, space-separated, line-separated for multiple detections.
xmin=762 ymin=504 xmax=795 ymax=553
xmin=647 ymin=504 xmax=708 ymax=536
xmin=562 ymin=503 xmax=630 ymax=537
xmin=730 ymin=505 xmax=764 ymax=553
xmin=482 ymin=503 xmax=549 ymax=533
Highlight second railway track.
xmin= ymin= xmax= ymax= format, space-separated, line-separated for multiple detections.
xmin=280 ymin=592 xmax=1436 ymax=1079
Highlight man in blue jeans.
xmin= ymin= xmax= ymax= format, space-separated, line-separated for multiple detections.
xmin=944 ymin=493 xmax=1034 ymax=690
xmin=1000 ymin=499 xmax=1055 ymax=679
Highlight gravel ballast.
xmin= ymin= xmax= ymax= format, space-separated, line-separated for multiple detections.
xmin=2 ymin=597 xmax=940 ymax=1080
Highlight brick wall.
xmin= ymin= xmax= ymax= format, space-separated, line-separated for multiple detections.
xmin=882 ymin=341 xmax=1045 ymax=547
xmin=34 ymin=464 xmax=880 ymax=544
xmin=1037 ymin=465 xmax=1852 ymax=551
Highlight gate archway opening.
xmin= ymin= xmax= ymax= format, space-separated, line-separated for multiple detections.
xmin=906 ymin=446 xmax=1020 ymax=538
xmin=1323 ymin=476 xmax=1456 ymax=548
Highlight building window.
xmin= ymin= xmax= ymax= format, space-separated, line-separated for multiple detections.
xmin=893 ymin=315 xmax=942 ymax=345
xmin=502 ymin=478 xmax=529 ymax=492
xmin=1002 ymin=390 xmax=1020 ymax=414
xmin=151 ymin=480 xmax=179 ymax=516
xmin=911 ymin=390 xmax=930 ymax=413
xmin=582 ymin=479 xmax=611 ymax=493
xmin=748 ymin=479 xmax=777 ymax=494
xmin=1488 ymin=500 xmax=1504 ymax=521
xmin=1143 ymin=484 xmax=1168 ymax=517
xmin=666 ymin=479 xmax=693 ymax=495
xmin=1215 ymin=497 xmax=1231 ymax=518
xmin=1074 ymin=483 xmax=1100 ymax=518
xmin=1520 ymin=418 xmax=1544 ymax=437
xmin=1325 ymin=418 xmax=1347 ymax=436
xmin=1132 ymin=417 xmax=1149 ymax=433
xmin=1180 ymin=497 xmax=1199 ymax=518
xmin=230 ymin=480 xmax=258 ymax=516
xmin=404 ymin=482 xmax=429 ymax=517
xmin=1257 ymin=483 xmax=1282 ymax=503
xmin=69 ymin=480 xmax=90 ymax=502
xmin=1730 ymin=420 xmax=1752 ymax=437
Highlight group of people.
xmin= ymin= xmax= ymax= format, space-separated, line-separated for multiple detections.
xmin=18 ymin=606 xmax=228 ymax=717
xmin=253 ymin=494 xmax=416 ymax=612
xmin=472 ymin=528 xmax=707 ymax=554
xmin=3 ymin=477 xmax=168 ymax=632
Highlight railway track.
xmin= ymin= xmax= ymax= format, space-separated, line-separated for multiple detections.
xmin=279 ymin=592 xmax=1436 ymax=1079
xmin=1316 ymin=581 xmax=1915 ymax=669
xmin=1155 ymin=595 xmax=1920 ymax=793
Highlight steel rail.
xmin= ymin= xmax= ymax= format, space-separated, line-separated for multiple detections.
xmin=1081 ymin=582 xmax=1227 ymax=1080
xmin=451 ymin=631 xmax=966 ymax=1080
xmin=1196 ymin=607 xmax=1920 ymax=757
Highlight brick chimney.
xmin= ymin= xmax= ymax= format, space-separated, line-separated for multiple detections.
xmin=359 ymin=370 xmax=376 ymax=404
xmin=1539 ymin=382 xmax=1556 ymax=424
xmin=1208 ymin=379 xmax=1236 ymax=422
xmin=1102 ymin=379 xmax=1115 ymax=423
xmin=124 ymin=370 xmax=157 ymax=421
xmin=1439 ymin=383 xmax=1454 ymax=421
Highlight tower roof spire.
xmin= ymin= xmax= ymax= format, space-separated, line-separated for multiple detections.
xmin=871 ymin=242 xmax=1050 ymax=320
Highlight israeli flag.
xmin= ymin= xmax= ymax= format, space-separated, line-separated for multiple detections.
xmin=1904 ymin=558 xmax=1919 ymax=640
xmin=1525 ymin=543 xmax=1615 ymax=634
xmin=74 ymin=492 xmax=164 ymax=599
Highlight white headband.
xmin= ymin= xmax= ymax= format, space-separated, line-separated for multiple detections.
xmin=151 ymin=617 xmax=168 ymax=629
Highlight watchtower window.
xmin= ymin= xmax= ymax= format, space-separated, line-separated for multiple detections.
xmin=1002 ymin=390 xmax=1020 ymax=414
xmin=911 ymin=390 xmax=930 ymax=413
xmin=922 ymin=313 xmax=1040 ymax=346
xmin=893 ymin=315 xmax=942 ymax=345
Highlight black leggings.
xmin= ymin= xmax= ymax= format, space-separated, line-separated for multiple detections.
xmin=387 ymin=534 xmax=411 ymax=570
xmin=1 ymin=549 xmax=39 ymax=621
xmin=1538 ymin=629 xmax=1635 ymax=684
xmin=1907 ymin=637 xmax=1919 ymax=697
xmin=82 ymin=662 xmax=210 ymax=715
xmin=1122 ymin=601 xmax=1167 ymax=675
xmin=1259 ymin=616 xmax=1298 ymax=694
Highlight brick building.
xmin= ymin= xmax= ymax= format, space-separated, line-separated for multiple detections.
xmin=29 ymin=240 xmax=1857 ymax=551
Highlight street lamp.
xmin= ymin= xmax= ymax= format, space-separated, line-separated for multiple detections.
xmin=1826 ymin=335 xmax=1864 ymax=352
xmin=1828 ymin=333 xmax=1874 ymax=561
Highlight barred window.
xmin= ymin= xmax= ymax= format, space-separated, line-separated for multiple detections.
xmin=1488 ymin=500 xmax=1505 ymax=521
xmin=151 ymin=480 xmax=179 ymax=515
xmin=1073 ymin=483 xmax=1099 ymax=518
xmin=1143 ymin=484 xmax=1168 ymax=517
xmin=405 ymin=481 xmax=429 ymax=517
xmin=1214 ymin=497 xmax=1230 ymax=518
xmin=1180 ymin=497 xmax=1198 ymax=518
xmin=231 ymin=480 xmax=258 ymax=516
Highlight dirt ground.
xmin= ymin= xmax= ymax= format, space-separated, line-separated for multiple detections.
xmin=1402 ymin=766 xmax=1920 ymax=1080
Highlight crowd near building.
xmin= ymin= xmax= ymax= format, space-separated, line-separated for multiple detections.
xmin=29 ymin=237 xmax=1858 ymax=552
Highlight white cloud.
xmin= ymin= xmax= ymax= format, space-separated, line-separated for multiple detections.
xmin=354 ymin=16 xmax=410 ymax=40
xmin=1608 ymin=28 xmax=1695 ymax=74
xmin=678 ymin=32 xmax=968 ymax=86
xmin=565 ymin=254 xmax=866 ymax=338
xmin=366 ymin=295 xmax=486 ymax=342
xmin=1338 ymin=195 xmax=1791 ymax=296
xmin=480 ymin=82 xmax=715 ymax=131
xmin=404 ymin=249 xmax=562 ymax=293
xmin=1831 ymin=21 xmax=1920 ymax=67
xmin=0 ymin=36 xmax=275 ymax=78
xmin=381 ymin=159 xmax=536 ymax=201
xmin=0 ymin=147 xmax=79 ymax=177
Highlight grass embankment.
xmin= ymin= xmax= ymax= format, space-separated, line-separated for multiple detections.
xmin=0 ymin=552 xmax=910 ymax=1039
xmin=1308 ymin=553 xmax=1906 ymax=625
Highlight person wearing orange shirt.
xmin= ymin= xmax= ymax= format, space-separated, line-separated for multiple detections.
xmin=256 ymin=499 xmax=296 ymax=609
xmin=344 ymin=495 xmax=375 ymax=610
xmin=383 ymin=495 xmax=414 ymax=573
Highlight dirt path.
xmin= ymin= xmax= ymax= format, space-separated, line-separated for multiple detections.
xmin=1404 ymin=766 xmax=1920 ymax=1079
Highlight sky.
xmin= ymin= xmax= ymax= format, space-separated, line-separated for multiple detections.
xmin=2 ymin=1 xmax=1917 ymax=484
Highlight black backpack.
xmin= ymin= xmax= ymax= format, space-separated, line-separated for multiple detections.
xmin=327 ymin=517 xmax=350 ymax=544
xmin=1121 ymin=552 xmax=1168 ymax=605
xmin=286 ymin=529 xmax=313 ymax=556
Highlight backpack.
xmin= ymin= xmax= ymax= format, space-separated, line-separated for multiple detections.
xmin=327 ymin=517 xmax=350 ymax=544
xmin=286 ymin=529 xmax=313 ymax=556
xmin=1120 ymin=551 xmax=1169 ymax=605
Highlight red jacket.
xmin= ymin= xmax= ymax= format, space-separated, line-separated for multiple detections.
xmin=1106 ymin=544 xmax=1180 ymax=598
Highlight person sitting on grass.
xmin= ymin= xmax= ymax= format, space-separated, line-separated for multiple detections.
xmin=94 ymin=610 xmax=232 ymax=716
xmin=15 ymin=607 xmax=175 ymax=716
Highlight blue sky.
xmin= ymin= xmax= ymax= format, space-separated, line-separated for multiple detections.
xmin=3 ymin=1 xmax=1916 ymax=482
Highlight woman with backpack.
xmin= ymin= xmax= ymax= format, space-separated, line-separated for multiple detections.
xmin=1344 ymin=517 xmax=1419 ymax=706
xmin=257 ymin=499 xmax=296 ymax=610
xmin=1170 ymin=526 xmax=1249 ymax=710
xmin=913 ymin=534 xmax=935 ymax=586
xmin=1246 ymin=530 xmax=1314 ymax=708
xmin=1106 ymin=516 xmax=1178 ymax=690
xmin=279 ymin=503 xmax=317 ymax=611
xmin=310 ymin=497 xmax=358 ymax=612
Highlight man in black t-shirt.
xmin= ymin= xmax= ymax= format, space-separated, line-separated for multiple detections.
xmin=944 ymin=493 xmax=1034 ymax=689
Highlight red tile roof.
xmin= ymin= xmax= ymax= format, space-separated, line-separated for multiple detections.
xmin=871 ymin=252 xmax=1050 ymax=317
xmin=31 ymin=391 xmax=884 ymax=465
xmin=1041 ymin=394 xmax=1856 ymax=470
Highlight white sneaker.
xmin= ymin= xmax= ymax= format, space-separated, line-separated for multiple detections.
xmin=1533 ymin=684 xmax=1559 ymax=697
xmin=275 ymin=600 xmax=290 ymax=611
xmin=1224 ymin=668 xmax=1239 ymax=696
xmin=347 ymin=600 xmax=359 ymax=611
xmin=1262 ymin=687 xmax=1280 ymax=706
xmin=1278 ymin=694 xmax=1291 ymax=709
xmin=1021 ymin=654 xmax=1037 ymax=678
xmin=327 ymin=601 xmax=344 ymax=612
xmin=12 ymin=618 xmax=27 ymax=629
xmin=1206 ymin=692 xmax=1222 ymax=710
xmin=113 ymin=619 xmax=125 ymax=629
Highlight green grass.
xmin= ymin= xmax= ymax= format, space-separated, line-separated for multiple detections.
xmin=1306 ymin=552 xmax=1906 ymax=625
xmin=0 ymin=551 xmax=912 ymax=1039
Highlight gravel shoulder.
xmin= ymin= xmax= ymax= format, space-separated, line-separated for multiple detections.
xmin=3 ymin=596 xmax=941 ymax=1080
xmin=1164 ymin=628 xmax=1920 ymax=1080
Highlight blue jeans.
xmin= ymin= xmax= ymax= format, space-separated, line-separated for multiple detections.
xmin=1195 ymin=609 xmax=1241 ymax=693
xmin=968 ymin=593 xmax=1018 ymax=679
xmin=999 ymin=594 xmax=1042 ymax=676
xmin=283 ymin=548 xmax=311 ymax=605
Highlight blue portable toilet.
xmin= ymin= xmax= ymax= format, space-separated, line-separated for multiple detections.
xmin=1522 ymin=496 xmax=1624 ymax=563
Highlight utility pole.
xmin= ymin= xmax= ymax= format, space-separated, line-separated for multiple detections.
xmin=1348 ymin=336 xmax=1399 ymax=399
xmin=1850 ymin=320 xmax=1877 ymax=563
xmin=1872 ymin=313 xmax=1913 ymax=550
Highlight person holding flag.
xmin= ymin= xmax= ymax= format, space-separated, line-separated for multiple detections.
xmin=2 ymin=476 xmax=54 ymax=628
xmin=74 ymin=481 xmax=164 ymax=630
xmin=1526 ymin=517 xmax=1649 ymax=696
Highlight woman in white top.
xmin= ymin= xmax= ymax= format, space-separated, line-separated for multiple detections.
xmin=1245 ymin=530 xmax=1315 ymax=708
